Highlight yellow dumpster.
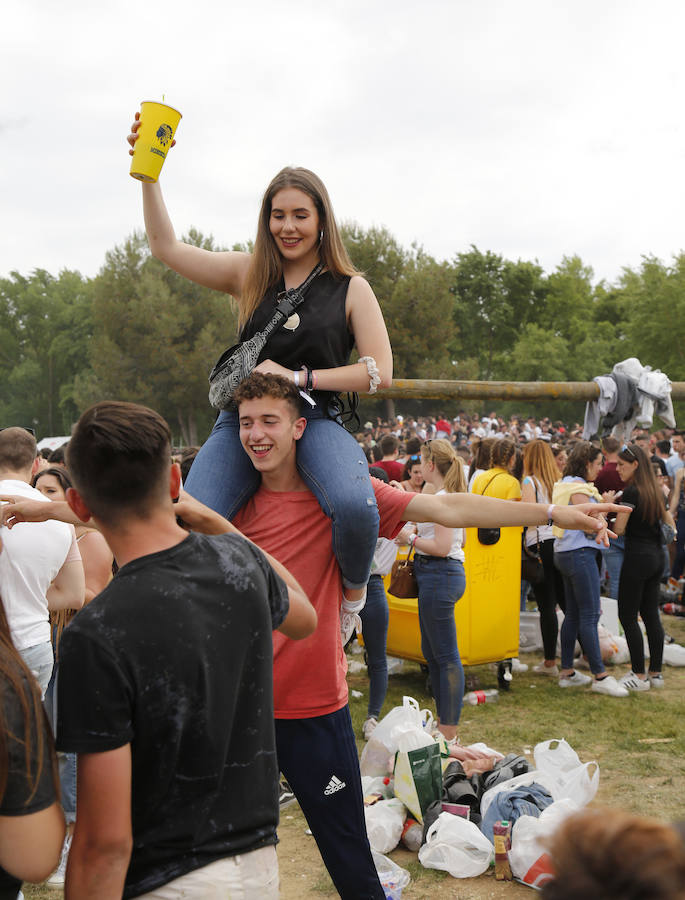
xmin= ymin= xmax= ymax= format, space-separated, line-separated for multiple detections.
xmin=383 ymin=526 xmax=521 ymax=669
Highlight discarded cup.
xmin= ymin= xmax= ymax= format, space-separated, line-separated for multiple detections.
xmin=130 ymin=101 xmax=182 ymax=183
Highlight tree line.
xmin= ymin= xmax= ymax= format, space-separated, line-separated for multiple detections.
xmin=1 ymin=224 xmax=683 ymax=443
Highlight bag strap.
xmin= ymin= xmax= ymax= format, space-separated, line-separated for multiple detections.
xmin=477 ymin=471 xmax=503 ymax=496
xmin=256 ymin=263 xmax=323 ymax=345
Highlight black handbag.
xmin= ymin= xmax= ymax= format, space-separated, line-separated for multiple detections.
xmin=208 ymin=264 xmax=322 ymax=410
xmin=475 ymin=472 xmax=503 ymax=546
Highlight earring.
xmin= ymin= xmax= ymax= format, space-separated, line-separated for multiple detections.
xmin=319 ymin=230 xmax=324 ymax=243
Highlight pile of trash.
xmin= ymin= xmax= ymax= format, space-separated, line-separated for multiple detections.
xmin=361 ymin=697 xmax=600 ymax=894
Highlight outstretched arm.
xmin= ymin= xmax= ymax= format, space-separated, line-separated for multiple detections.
xmin=404 ymin=492 xmax=629 ymax=547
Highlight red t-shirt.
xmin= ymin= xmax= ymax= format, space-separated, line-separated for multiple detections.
xmin=594 ymin=461 xmax=623 ymax=494
xmin=233 ymin=478 xmax=412 ymax=718
xmin=435 ymin=419 xmax=452 ymax=436
xmin=374 ymin=459 xmax=405 ymax=481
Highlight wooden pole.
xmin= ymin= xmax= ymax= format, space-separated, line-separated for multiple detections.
xmin=375 ymin=379 xmax=685 ymax=402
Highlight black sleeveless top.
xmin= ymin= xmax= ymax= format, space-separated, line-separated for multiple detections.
xmin=239 ymin=272 xmax=354 ymax=373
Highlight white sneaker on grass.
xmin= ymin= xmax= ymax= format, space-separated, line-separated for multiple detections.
xmin=619 ymin=671 xmax=651 ymax=692
xmin=592 ymin=675 xmax=629 ymax=697
xmin=533 ymin=663 xmax=559 ymax=676
xmin=558 ymin=671 xmax=592 ymax=688
xmin=47 ymin=831 xmax=72 ymax=886
xmin=362 ymin=716 xmax=378 ymax=741
xmin=650 ymin=673 xmax=665 ymax=689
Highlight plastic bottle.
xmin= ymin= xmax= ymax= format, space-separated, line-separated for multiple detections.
xmin=493 ymin=819 xmax=513 ymax=880
xmin=463 ymin=689 xmax=499 ymax=705
xmin=401 ymin=817 xmax=423 ymax=851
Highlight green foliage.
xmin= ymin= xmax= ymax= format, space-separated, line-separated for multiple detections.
xmin=0 ymin=268 xmax=93 ymax=435
xmin=85 ymin=231 xmax=236 ymax=445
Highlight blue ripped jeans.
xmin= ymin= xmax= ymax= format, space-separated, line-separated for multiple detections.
xmin=415 ymin=555 xmax=466 ymax=726
xmin=185 ymin=405 xmax=379 ymax=589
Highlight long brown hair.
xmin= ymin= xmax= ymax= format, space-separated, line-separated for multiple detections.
xmin=0 ymin=595 xmax=58 ymax=803
xmin=239 ymin=167 xmax=361 ymax=328
xmin=523 ymin=439 xmax=560 ymax=502
xmin=618 ymin=443 xmax=664 ymax=525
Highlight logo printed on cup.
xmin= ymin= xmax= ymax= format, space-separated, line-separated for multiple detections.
xmin=156 ymin=124 xmax=173 ymax=145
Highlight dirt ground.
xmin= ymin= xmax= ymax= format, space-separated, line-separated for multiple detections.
xmin=276 ymin=804 xmax=532 ymax=899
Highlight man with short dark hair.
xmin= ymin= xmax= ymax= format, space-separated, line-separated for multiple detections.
xmin=374 ymin=433 xmax=404 ymax=481
xmin=0 ymin=427 xmax=83 ymax=697
xmin=51 ymin=401 xmax=315 ymax=899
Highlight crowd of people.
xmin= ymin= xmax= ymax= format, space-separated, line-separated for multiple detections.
xmin=0 ymin=118 xmax=681 ymax=899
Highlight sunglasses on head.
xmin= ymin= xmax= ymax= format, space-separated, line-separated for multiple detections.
xmin=621 ymin=444 xmax=637 ymax=461
xmin=409 ymin=454 xmax=420 ymax=462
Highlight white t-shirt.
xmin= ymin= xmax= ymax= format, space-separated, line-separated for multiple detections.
xmin=0 ymin=480 xmax=74 ymax=651
xmin=521 ymin=475 xmax=554 ymax=545
xmin=415 ymin=490 xmax=465 ymax=562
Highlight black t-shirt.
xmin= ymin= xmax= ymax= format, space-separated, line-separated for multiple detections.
xmin=622 ymin=484 xmax=662 ymax=548
xmin=0 ymin=671 xmax=57 ymax=900
xmin=57 ymin=532 xmax=289 ymax=899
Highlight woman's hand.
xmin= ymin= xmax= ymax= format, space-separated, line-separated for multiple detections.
xmin=552 ymin=502 xmax=631 ymax=547
xmin=395 ymin=525 xmax=415 ymax=545
xmin=127 ymin=110 xmax=176 ymax=156
xmin=253 ymin=359 xmax=295 ymax=380
xmin=601 ymin=490 xmax=617 ymax=502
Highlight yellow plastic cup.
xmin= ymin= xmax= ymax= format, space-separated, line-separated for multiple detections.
xmin=129 ymin=101 xmax=182 ymax=183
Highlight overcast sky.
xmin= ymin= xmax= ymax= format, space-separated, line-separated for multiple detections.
xmin=2 ymin=0 xmax=684 ymax=286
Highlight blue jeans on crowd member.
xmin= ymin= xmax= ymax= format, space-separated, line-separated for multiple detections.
xmin=359 ymin=574 xmax=389 ymax=720
xmin=601 ymin=534 xmax=624 ymax=599
xmin=20 ymin=640 xmax=53 ymax=700
xmin=185 ymin=405 xmax=379 ymax=589
xmin=45 ymin=661 xmax=77 ymax=824
xmin=554 ymin=548 xmax=605 ymax=676
xmin=415 ymin=555 xmax=466 ymax=726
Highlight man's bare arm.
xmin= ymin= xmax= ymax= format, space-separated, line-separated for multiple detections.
xmin=174 ymin=491 xmax=316 ymax=639
xmin=0 ymin=497 xmax=84 ymax=529
xmin=66 ymin=746 xmax=133 ymax=900
xmin=404 ymin=492 xmax=630 ymax=547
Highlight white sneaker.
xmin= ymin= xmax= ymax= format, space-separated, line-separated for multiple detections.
xmin=362 ymin=716 xmax=378 ymax=741
xmin=511 ymin=658 xmax=528 ymax=673
xmin=47 ymin=831 xmax=72 ymax=885
xmin=592 ymin=675 xmax=629 ymax=697
xmin=533 ymin=662 xmax=559 ymax=676
xmin=619 ymin=671 xmax=651 ymax=692
xmin=650 ymin=673 xmax=665 ymax=689
xmin=558 ymin=671 xmax=592 ymax=688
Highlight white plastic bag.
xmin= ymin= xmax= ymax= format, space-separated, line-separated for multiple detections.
xmin=534 ymin=739 xmax=599 ymax=807
xmin=418 ymin=812 xmax=494 ymax=878
xmin=371 ymin=849 xmax=410 ymax=899
xmin=509 ymin=799 xmax=579 ymax=888
xmin=606 ymin=634 xmax=630 ymax=665
xmin=663 ymin=642 xmax=685 ymax=666
xmin=372 ymin=697 xmax=423 ymax=751
xmin=392 ymin=723 xmax=435 ymax=753
xmin=360 ymin=738 xmax=393 ymax=777
xmin=365 ymin=798 xmax=407 ymax=854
